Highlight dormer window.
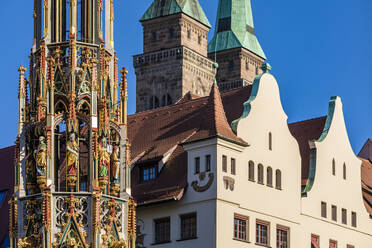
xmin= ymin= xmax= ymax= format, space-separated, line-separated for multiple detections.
xmin=140 ymin=165 xmax=157 ymax=183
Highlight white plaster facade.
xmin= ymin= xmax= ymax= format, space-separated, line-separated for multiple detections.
xmin=134 ymin=71 xmax=372 ymax=248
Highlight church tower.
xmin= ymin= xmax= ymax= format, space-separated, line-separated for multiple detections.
xmin=10 ymin=1 xmax=136 ymax=247
xmin=208 ymin=0 xmax=266 ymax=91
xmin=134 ymin=0 xmax=216 ymax=112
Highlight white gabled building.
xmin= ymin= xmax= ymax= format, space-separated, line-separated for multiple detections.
xmin=128 ymin=63 xmax=372 ymax=247
xmin=127 ymin=1 xmax=372 ymax=247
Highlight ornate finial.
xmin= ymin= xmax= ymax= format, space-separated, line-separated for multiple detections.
xmin=18 ymin=66 xmax=27 ymax=99
xmin=261 ymin=62 xmax=272 ymax=73
xmin=18 ymin=65 xmax=27 ymax=73
xmin=120 ymin=67 xmax=128 ymax=97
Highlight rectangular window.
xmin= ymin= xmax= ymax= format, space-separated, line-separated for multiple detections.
xmin=351 ymin=212 xmax=357 ymax=227
xmin=205 ymin=155 xmax=211 ymax=172
xmin=329 ymin=240 xmax=337 ymax=248
xmin=332 ymin=205 xmax=337 ymax=221
xmin=231 ymin=158 xmax=236 ymax=175
xmin=154 ymin=217 xmax=170 ymax=244
xmin=321 ymin=202 xmax=327 ymax=218
xmin=140 ymin=165 xmax=157 ymax=183
xmin=222 ymin=155 xmax=227 ymax=172
xmin=311 ymin=234 xmax=320 ymax=247
xmin=233 ymin=214 xmax=248 ymax=241
xmin=347 ymin=245 xmax=355 ymax=248
xmin=342 ymin=208 xmax=347 ymax=224
xmin=256 ymin=220 xmax=269 ymax=245
xmin=194 ymin=157 xmax=200 ymax=174
xmin=277 ymin=226 xmax=289 ymax=248
xmin=180 ymin=213 xmax=197 ymax=240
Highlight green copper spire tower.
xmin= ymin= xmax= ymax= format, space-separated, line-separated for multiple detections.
xmin=208 ymin=0 xmax=265 ymax=58
xmin=207 ymin=0 xmax=266 ymax=91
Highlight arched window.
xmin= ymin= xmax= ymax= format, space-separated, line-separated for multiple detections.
xmin=276 ymin=170 xmax=282 ymax=190
xmin=149 ymin=97 xmax=154 ymax=109
xmin=154 ymin=96 xmax=160 ymax=108
xmin=343 ymin=163 xmax=346 ymax=180
xmin=248 ymin=161 xmax=255 ymax=181
xmin=149 ymin=96 xmax=160 ymax=109
xmin=167 ymin=94 xmax=172 ymax=105
xmin=258 ymin=164 xmax=264 ymax=184
xmin=267 ymin=167 xmax=273 ymax=187
xmin=55 ymin=100 xmax=68 ymax=114
xmin=162 ymin=95 xmax=166 ymax=107
xmin=332 ymin=159 xmax=336 ymax=175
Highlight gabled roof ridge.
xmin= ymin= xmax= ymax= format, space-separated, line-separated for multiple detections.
xmin=130 ymin=86 xmax=253 ymax=118
xmin=200 ymin=83 xmax=247 ymax=144
xmin=0 ymin=145 xmax=15 ymax=151
xmin=129 ymin=95 xmax=208 ymax=118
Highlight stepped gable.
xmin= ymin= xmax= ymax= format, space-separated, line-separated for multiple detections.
xmin=0 ymin=146 xmax=15 ymax=245
xmin=288 ymin=116 xmax=327 ymax=184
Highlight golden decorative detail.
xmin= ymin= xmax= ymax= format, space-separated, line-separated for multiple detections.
xmin=109 ymin=240 xmax=127 ymax=248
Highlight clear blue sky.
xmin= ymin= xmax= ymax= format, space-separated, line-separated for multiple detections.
xmin=0 ymin=0 xmax=370 ymax=153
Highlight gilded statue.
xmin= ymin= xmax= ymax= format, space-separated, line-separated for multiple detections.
xmin=99 ymin=137 xmax=111 ymax=177
xmin=66 ymin=132 xmax=79 ymax=175
xmin=35 ymin=136 xmax=47 ymax=177
xmin=25 ymin=143 xmax=36 ymax=183
xmin=111 ymin=146 xmax=120 ymax=183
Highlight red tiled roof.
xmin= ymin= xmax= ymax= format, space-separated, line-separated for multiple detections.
xmin=175 ymin=92 xmax=201 ymax=104
xmin=359 ymin=139 xmax=372 ymax=162
xmin=128 ymin=85 xmax=252 ymax=165
xmin=129 ymin=85 xmax=252 ymax=205
xmin=132 ymin=145 xmax=187 ymax=205
xmin=0 ymin=146 xmax=15 ymax=244
xmin=360 ymin=158 xmax=372 ymax=215
xmin=288 ymin=116 xmax=327 ymax=181
xmin=184 ymin=83 xmax=247 ymax=145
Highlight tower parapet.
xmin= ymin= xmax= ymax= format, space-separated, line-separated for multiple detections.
xmin=134 ymin=0 xmax=216 ymax=112
xmin=10 ymin=1 xmax=135 ymax=247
